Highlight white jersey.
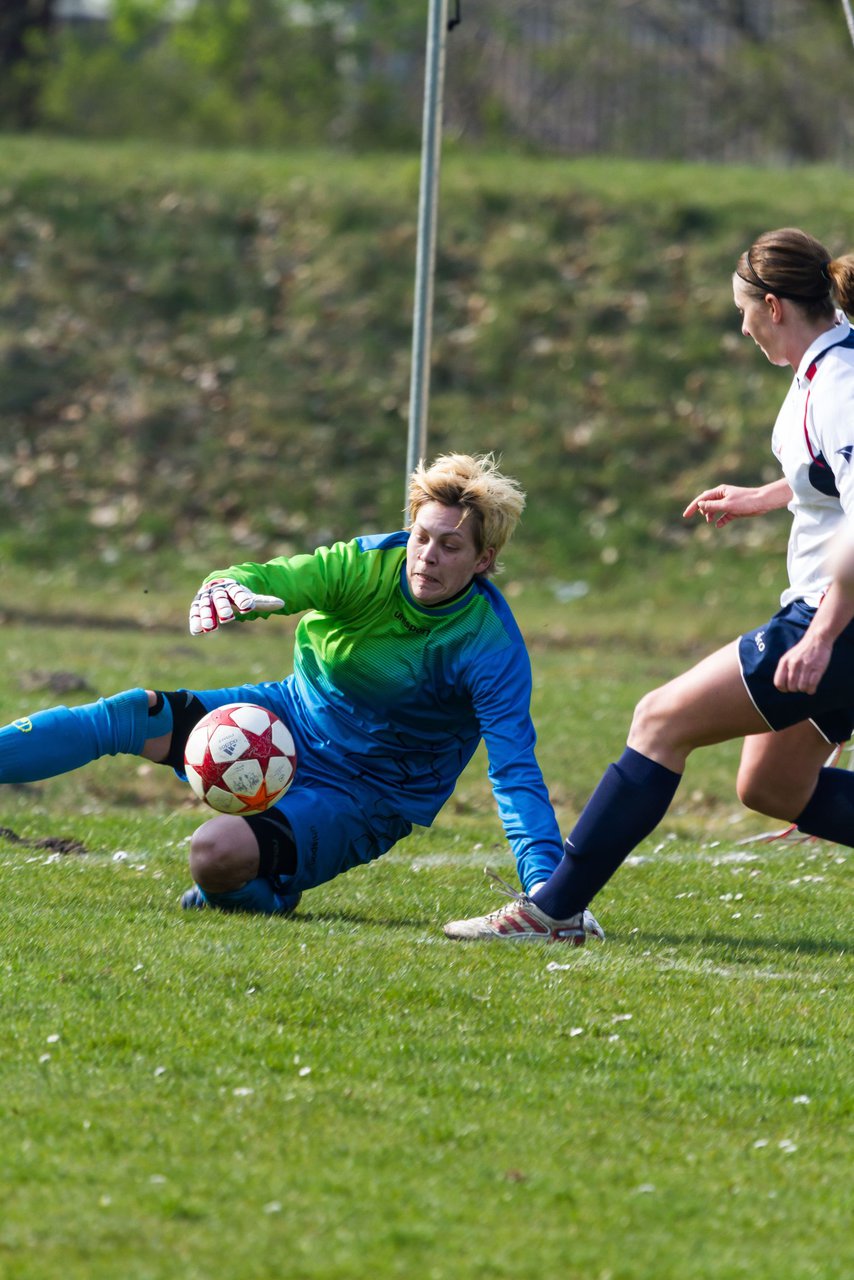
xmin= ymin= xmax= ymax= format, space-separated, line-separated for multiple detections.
xmin=771 ymin=315 xmax=854 ymax=607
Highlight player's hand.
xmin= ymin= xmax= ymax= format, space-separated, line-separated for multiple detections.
xmin=684 ymin=479 xmax=792 ymax=527
xmin=189 ymin=577 xmax=284 ymax=635
xmin=683 ymin=484 xmax=757 ymax=528
xmin=773 ymin=635 xmax=833 ymax=695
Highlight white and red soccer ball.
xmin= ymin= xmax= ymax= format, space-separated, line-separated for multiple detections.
xmin=184 ymin=703 xmax=297 ymax=815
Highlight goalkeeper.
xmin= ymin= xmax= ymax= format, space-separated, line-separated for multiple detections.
xmin=0 ymin=453 xmax=600 ymax=932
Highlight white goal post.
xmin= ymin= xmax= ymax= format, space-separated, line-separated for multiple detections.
xmin=405 ymin=0 xmax=455 ymax=511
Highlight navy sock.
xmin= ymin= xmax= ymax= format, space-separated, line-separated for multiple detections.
xmin=0 ymin=688 xmax=160 ymax=784
xmin=533 ymin=747 xmax=682 ymax=918
xmin=796 ymin=766 xmax=854 ymax=847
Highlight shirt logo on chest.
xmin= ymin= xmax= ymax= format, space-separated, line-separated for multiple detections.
xmin=394 ymin=609 xmax=430 ymax=637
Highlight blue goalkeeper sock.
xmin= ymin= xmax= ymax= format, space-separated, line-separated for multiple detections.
xmin=0 ymin=688 xmax=171 ymax=784
xmin=532 ymin=747 xmax=682 ymax=919
xmin=198 ymin=878 xmax=301 ymax=916
xmin=796 ymin=767 xmax=854 ymax=846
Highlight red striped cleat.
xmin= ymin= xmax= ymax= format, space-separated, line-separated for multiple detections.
xmin=443 ymin=886 xmax=604 ymax=944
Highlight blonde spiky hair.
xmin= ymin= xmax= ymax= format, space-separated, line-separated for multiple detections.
xmin=407 ymin=452 xmax=526 ymax=575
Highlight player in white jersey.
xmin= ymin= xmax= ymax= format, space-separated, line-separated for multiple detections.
xmin=446 ymin=227 xmax=854 ymax=944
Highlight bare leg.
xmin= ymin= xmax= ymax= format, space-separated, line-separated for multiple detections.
xmin=533 ymin=639 xmax=810 ymax=919
xmin=189 ymin=814 xmax=261 ymax=893
xmin=628 ymin=639 xmax=770 ymax=772
xmin=737 ymin=722 xmax=840 ymax=821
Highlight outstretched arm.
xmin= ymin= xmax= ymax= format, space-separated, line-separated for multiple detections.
xmin=188 ymin=539 xmax=365 ymax=635
xmin=683 ymin=478 xmax=792 ymax=529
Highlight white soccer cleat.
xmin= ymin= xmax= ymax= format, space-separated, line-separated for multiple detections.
xmin=443 ymin=870 xmax=605 ymax=945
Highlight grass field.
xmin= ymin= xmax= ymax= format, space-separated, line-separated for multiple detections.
xmin=1 ymin=570 xmax=851 ymax=1280
xmin=2 ymin=136 xmax=853 ymax=1277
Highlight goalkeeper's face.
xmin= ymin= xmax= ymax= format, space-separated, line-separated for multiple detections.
xmin=406 ymin=501 xmax=495 ymax=604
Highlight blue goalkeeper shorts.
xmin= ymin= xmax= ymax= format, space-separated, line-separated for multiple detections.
xmin=738 ymin=600 xmax=854 ymax=745
xmin=181 ymin=680 xmax=412 ymax=893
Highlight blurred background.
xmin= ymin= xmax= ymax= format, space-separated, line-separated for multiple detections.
xmin=1 ymin=1 xmax=853 ymax=596
xmin=5 ymin=1 xmax=853 ymax=160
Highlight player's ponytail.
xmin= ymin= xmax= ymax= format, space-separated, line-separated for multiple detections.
xmin=826 ymin=254 xmax=854 ymax=318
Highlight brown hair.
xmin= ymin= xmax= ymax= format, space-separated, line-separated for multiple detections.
xmin=736 ymin=227 xmax=854 ymax=319
xmin=407 ymin=452 xmax=525 ymax=575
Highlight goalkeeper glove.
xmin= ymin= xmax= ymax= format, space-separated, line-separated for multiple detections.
xmin=189 ymin=577 xmax=285 ymax=635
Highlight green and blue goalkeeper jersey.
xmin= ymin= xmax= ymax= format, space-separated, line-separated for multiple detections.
xmin=209 ymin=531 xmax=563 ymax=885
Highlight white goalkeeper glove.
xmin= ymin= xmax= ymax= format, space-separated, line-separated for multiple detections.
xmin=189 ymin=577 xmax=285 ymax=635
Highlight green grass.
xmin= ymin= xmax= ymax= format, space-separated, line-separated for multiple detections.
xmin=2 ymin=137 xmax=853 ymax=1276
xmin=1 ymin=577 xmax=851 ymax=1280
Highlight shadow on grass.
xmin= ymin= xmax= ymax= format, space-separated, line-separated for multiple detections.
xmin=623 ymin=930 xmax=849 ymax=958
xmin=296 ymin=907 xmax=434 ymax=931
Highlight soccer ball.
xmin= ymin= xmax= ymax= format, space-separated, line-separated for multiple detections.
xmin=184 ymin=703 xmax=297 ymax=815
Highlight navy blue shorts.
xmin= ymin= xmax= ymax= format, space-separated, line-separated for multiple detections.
xmin=739 ymin=600 xmax=854 ymax=744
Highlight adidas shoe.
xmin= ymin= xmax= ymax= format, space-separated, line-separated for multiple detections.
xmin=443 ymin=869 xmax=604 ymax=945
xmin=181 ymin=885 xmax=206 ymax=910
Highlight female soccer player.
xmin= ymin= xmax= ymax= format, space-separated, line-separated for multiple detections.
xmin=0 ymin=453 xmax=602 ymax=930
xmin=446 ymin=226 xmax=854 ymax=942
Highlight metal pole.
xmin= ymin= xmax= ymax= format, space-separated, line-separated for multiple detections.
xmin=405 ymin=0 xmax=450 ymax=513
xmin=842 ymin=0 xmax=854 ymax=48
